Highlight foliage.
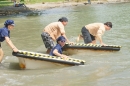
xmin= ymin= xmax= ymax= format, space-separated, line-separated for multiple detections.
xmin=0 ymin=0 xmax=87 ymax=7
xmin=23 ymin=0 xmax=64 ymax=4
xmin=0 ymin=1 xmax=13 ymax=7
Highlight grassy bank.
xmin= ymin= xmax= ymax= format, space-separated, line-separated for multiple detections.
xmin=0 ymin=0 xmax=87 ymax=8
xmin=20 ymin=0 xmax=87 ymax=3
xmin=25 ymin=0 xmax=63 ymax=3
xmin=0 ymin=0 xmax=65 ymax=7
xmin=0 ymin=1 xmax=13 ymax=7
xmin=22 ymin=0 xmax=64 ymax=4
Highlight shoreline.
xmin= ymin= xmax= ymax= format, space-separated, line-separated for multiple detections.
xmin=26 ymin=1 xmax=88 ymax=10
xmin=0 ymin=1 xmax=129 ymax=16
xmin=0 ymin=1 xmax=89 ymax=16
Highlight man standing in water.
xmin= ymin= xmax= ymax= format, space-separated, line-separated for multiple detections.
xmin=77 ymin=22 xmax=112 ymax=46
xmin=41 ymin=17 xmax=73 ymax=53
xmin=0 ymin=20 xmax=18 ymax=63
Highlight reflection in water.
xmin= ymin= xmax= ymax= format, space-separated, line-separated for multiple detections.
xmin=0 ymin=2 xmax=130 ymax=86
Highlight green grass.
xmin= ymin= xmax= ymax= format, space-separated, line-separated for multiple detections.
xmin=0 ymin=1 xmax=13 ymax=7
xmin=0 ymin=0 xmax=64 ymax=7
xmin=0 ymin=0 xmax=64 ymax=8
xmin=24 ymin=0 xmax=64 ymax=4
xmin=0 ymin=0 xmax=87 ymax=8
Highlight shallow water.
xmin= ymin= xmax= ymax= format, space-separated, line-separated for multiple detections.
xmin=0 ymin=2 xmax=130 ymax=86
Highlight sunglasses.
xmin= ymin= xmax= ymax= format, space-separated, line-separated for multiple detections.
xmin=61 ymin=40 xmax=66 ymax=43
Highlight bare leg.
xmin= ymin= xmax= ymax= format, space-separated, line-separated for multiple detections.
xmin=76 ymin=34 xmax=83 ymax=42
xmin=0 ymin=48 xmax=4 ymax=63
xmin=92 ymin=40 xmax=96 ymax=44
xmin=77 ymin=34 xmax=95 ymax=44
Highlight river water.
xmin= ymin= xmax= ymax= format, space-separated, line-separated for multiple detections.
xmin=0 ymin=2 xmax=130 ymax=86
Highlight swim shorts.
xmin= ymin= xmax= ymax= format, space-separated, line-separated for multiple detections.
xmin=41 ymin=32 xmax=54 ymax=49
xmin=81 ymin=26 xmax=95 ymax=44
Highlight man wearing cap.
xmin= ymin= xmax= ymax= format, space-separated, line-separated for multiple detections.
xmin=0 ymin=19 xmax=18 ymax=63
xmin=41 ymin=17 xmax=73 ymax=53
xmin=77 ymin=22 xmax=112 ymax=46
xmin=49 ymin=36 xmax=68 ymax=59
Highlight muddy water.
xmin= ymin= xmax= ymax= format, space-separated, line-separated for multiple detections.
xmin=0 ymin=3 xmax=130 ymax=86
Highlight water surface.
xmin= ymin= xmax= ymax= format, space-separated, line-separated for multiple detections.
xmin=0 ymin=3 xmax=130 ymax=86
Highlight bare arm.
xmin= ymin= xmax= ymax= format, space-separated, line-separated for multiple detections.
xmin=5 ymin=37 xmax=18 ymax=52
xmin=53 ymin=49 xmax=68 ymax=59
xmin=96 ymin=35 xmax=107 ymax=46
xmin=61 ymin=33 xmax=74 ymax=45
xmin=96 ymin=26 xmax=107 ymax=46
xmin=61 ymin=33 xmax=70 ymax=43
xmin=59 ymin=23 xmax=74 ymax=44
xmin=96 ymin=35 xmax=103 ymax=43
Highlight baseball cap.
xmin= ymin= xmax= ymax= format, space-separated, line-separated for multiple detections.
xmin=56 ymin=36 xmax=66 ymax=43
xmin=4 ymin=20 xmax=15 ymax=27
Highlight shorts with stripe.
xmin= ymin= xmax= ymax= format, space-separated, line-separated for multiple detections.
xmin=41 ymin=32 xmax=54 ymax=49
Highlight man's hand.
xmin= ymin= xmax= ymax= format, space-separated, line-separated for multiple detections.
xmin=101 ymin=42 xmax=107 ymax=46
xmin=13 ymin=48 xmax=19 ymax=52
xmin=68 ymin=41 xmax=74 ymax=45
xmin=61 ymin=54 xmax=69 ymax=60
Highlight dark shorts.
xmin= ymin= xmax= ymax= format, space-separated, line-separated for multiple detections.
xmin=81 ymin=26 xmax=95 ymax=44
xmin=41 ymin=32 xmax=55 ymax=49
xmin=0 ymin=43 xmax=1 ymax=48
